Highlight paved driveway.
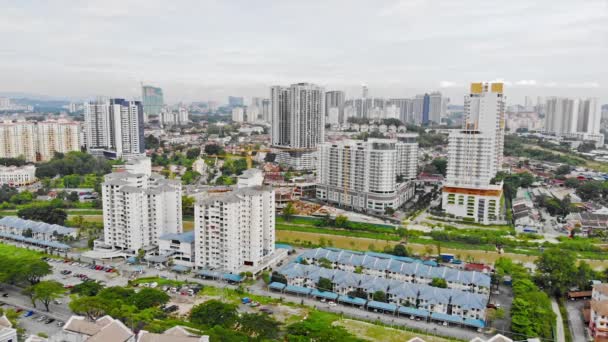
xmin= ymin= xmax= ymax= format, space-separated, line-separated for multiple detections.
xmin=565 ymin=299 xmax=589 ymax=342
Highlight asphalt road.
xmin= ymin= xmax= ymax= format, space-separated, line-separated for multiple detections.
xmin=551 ymin=298 xmax=566 ymax=342
xmin=565 ymin=299 xmax=588 ymax=342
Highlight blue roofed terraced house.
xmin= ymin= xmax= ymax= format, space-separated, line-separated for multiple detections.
xmin=0 ymin=216 xmax=77 ymax=241
xmin=275 ymin=248 xmax=490 ymax=326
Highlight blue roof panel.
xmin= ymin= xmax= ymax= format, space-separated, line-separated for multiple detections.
xmin=367 ymin=301 xmax=397 ymax=312
xmin=464 ymin=318 xmax=485 ymax=328
xmin=284 ymin=285 xmax=312 ymax=295
xmin=430 ymin=312 xmax=464 ymax=324
xmin=338 ymin=295 xmax=367 ymax=306
xmin=397 ymin=306 xmax=429 ymax=318
xmin=269 ymin=282 xmax=286 ymax=290
xmin=310 ymin=289 xmax=338 ymax=300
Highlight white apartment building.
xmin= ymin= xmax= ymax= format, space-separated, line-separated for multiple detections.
xmin=545 ymin=97 xmax=600 ymax=135
xmin=0 ymin=119 xmax=80 ymax=162
xmin=395 ymin=133 xmax=419 ymax=180
xmin=84 ymin=98 xmax=144 ymax=159
xmin=442 ymin=83 xmax=505 ymax=224
xmin=0 ymin=165 xmax=36 ymax=186
xmin=193 ymin=186 xmax=275 ymax=273
xmin=101 ymin=158 xmax=182 ymax=252
xmin=36 ymin=119 xmax=80 ymax=161
xmin=158 ymin=231 xmax=195 ymax=267
xmin=160 ymin=107 xmax=189 ymax=127
xmin=325 ymin=91 xmax=345 ymax=123
xmin=245 ymin=106 xmax=259 ymax=123
xmin=0 ymin=120 xmax=37 ymax=161
xmin=316 ymin=138 xmax=416 ymax=213
xmin=231 ymin=106 xmax=245 ymax=123
xmin=271 ymin=83 xmax=325 ymax=170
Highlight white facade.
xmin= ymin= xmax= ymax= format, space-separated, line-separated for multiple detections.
xmin=84 ymin=98 xmax=144 ymax=158
xmin=192 ymin=159 xmax=208 ymax=175
xmin=158 ymin=231 xmax=195 ymax=266
xmin=160 ymin=107 xmax=189 ymax=127
xmin=0 ymin=315 xmax=17 ymax=342
xmin=102 ymin=158 xmax=182 ymax=252
xmin=545 ymin=97 xmax=600 ymax=136
xmin=231 ymin=107 xmax=245 ymax=123
xmin=442 ymin=83 xmax=505 ymax=224
xmin=0 ymin=165 xmax=36 ymax=186
xmin=36 ymin=120 xmax=80 ymax=161
xmin=237 ymin=169 xmax=264 ymax=188
xmin=271 ymin=83 xmax=325 ymax=170
xmin=245 ymin=106 xmax=259 ymax=123
xmin=590 ymin=283 xmax=608 ymax=339
xmin=194 ymin=186 xmax=275 ymax=273
xmin=0 ymin=120 xmax=80 ymax=162
xmin=316 ymin=139 xmax=416 ymax=213
xmin=0 ymin=120 xmax=38 ymax=162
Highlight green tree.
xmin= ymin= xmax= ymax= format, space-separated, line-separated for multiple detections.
xmin=69 ymin=296 xmax=111 ymax=320
xmin=206 ymin=325 xmax=249 ymax=342
xmin=555 ymin=165 xmax=571 ymax=176
xmin=190 ymin=300 xmax=238 ymax=327
xmin=334 ymin=215 xmax=348 ymax=227
xmin=575 ymin=261 xmax=597 ymax=291
xmin=431 ymin=158 xmax=448 ymax=176
xmin=372 ymin=290 xmax=387 ymax=302
xmin=392 ymin=244 xmax=409 ymax=257
xmin=534 ymin=248 xmax=577 ymax=296
xmin=32 ymin=281 xmax=65 ymax=311
xmin=318 ymin=258 xmax=333 ymax=269
xmin=282 ymin=202 xmax=296 ymax=221
xmin=10 ymin=191 xmax=34 ymax=204
xmin=186 ymin=147 xmax=201 ymax=159
xmin=17 ymin=204 xmax=68 ymax=225
xmin=204 ymin=144 xmax=224 ymax=155
xmin=22 ymin=260 xmax=52 ymax=285
xmin=317 ymin=277 xmax=333 ymax=292
xmin=430 ymin=278 xmax=447 ymax=288
xmin=237 ymin=313 xmax=281 ymax=340
xmin=131 ymin=288 xmax=170 ymax=310
xmin=182 ymin=195 xmax=195 ymax=216
xmin=71 ymin=281 xmax=104 ymax=296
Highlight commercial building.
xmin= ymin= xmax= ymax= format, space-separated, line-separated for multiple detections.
xmin=0 ymin=119 xmax=80 ymax=162
xmin=237 ymin=168 xmax=264 ymax=188
xmin=142 ymin=85 xmax=164 ymax=122
xmin=193 ymin=186 xmax=276 ymax=273
xmin=101 ymin=157 xmax=182 ymax=252
xmin=0 ymin=164 xmax=36 ymax=186
xmin=590 ymin=283 xmax=608 ymax=340
xmin=442 ymin=83 xmax=505 ymax=224
xmin=316 ymin=138 xmax=416 ymax=213
xmin=84 ymin=98 xmax=145 ymax=159
xmin=271 ymin=83 xmax=325 ymax=170
xmin=389 ymin=98 xmax=414 ymax=124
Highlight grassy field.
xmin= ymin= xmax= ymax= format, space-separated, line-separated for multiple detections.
xmin=335 ymin=319 xmax=456 ymax=342
xmin=276 ymin=223 xmax=400 ymax=241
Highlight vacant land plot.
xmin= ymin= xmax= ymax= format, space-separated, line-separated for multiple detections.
xmin=334 ymin=318 xmax=454 ymax=342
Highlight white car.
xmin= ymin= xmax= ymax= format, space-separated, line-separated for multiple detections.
xmin=149 ymin=282 xmax=158 ymax=288
xmin=328 ymin=302 xmax=337 ymax=307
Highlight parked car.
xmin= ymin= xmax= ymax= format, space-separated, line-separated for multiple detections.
xmin=45 ymin=318 xmax=55 ymax=324
xmin=1 ymin=293 xmax=8 ymax=298
xmin=56 ymin=321 xmax=64 ymax=327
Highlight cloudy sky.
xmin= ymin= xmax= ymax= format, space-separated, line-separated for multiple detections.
xmin=1 ymin=0 xmax=606 ymax=104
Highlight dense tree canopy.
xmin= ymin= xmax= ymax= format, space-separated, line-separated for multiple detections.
xmin=17 ymin=204 xmax=68 ymax=225
xmin=190 ymin=300 xmax=238 ymax=327
xmin=35 ymin=151 xmax=114 ymax=178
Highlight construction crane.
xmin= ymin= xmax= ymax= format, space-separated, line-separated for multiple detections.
xmin=243 ymin=145 xmax=271 ymax=169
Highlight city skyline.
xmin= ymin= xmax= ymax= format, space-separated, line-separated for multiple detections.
xmin=1 ymin=0 xmax=606 ymax=104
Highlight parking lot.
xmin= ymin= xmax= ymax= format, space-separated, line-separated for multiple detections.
xmin=0 ymin=300 xmax=65 ymax=338
xmin=45 ymin=258 xmax=128 ymax=287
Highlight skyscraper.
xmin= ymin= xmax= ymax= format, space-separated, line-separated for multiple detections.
xmin=271 ymin=83 xmax=325 ymax=170
xmin=260 ymin=99 xmax=271 ymax=123
xmin=325 ymin=90 xmax=345 ymax=124
xmin=84 ymin=98 xmax=144 ymax=159
xmin=141 ymin=85 xmax=164 ymax=122
xmin=544 ymin=97 xmax=603 ymax=146
xmin=442 ymin=82 xmax=505 ymax=224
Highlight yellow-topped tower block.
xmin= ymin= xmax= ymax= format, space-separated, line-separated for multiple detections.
xmin=491 ymin=83 xmax=503 ymax=93
xmin=470 ymin=82 xmax=483 ymax=94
